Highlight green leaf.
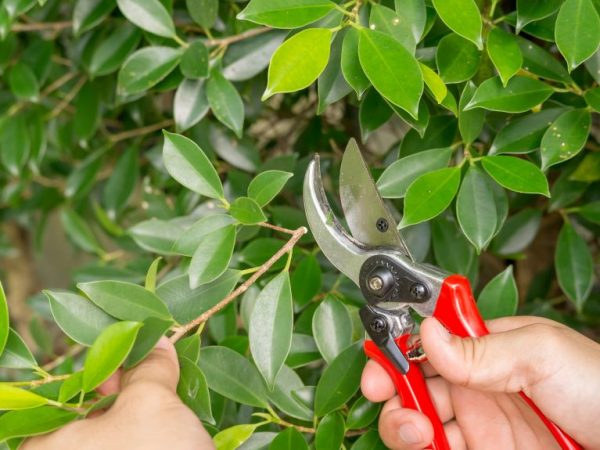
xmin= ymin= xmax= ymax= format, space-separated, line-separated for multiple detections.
xmin=248 ymin=170 xmax=293 ymax=207
xmin=73 ymin=0 xmax=115 ymax=35
xmin=230 ymin=197 xmax=267 ymax=225
xmin=45 ymin=290 xmax=117 ymax=346
xmin=249 ymin=272 xmax=293 ymax=388
xmin=60 ymin=209 xmax=103 ymax=255
xmin=103 ymin=148 xmax=139 ymax=220
xmin=158 ymin=270 xmax=241 ymax=324
xmin=481 ymin=156 xmax=549 ymax=196
xmin=237 ymin=0 xmax=335 ymax=28
xmin=8 ymin=62 xmax=39 ymax=101
xmin=176 ymin=357 xmax=213 ymax=423
xmin=490 ymin=108 xmax=566 ymax=155
xmin=555 ymin=222 xmax=594 ymax=311
xmin=578 ymin=201 xmax=600 ymax=223
xmin=395 ymin=0 xmax=426 ymax=42
xmin=82 ymin=321 xmax=142 ymax=392
xmin=465 ymin=76 xmax=553 ymax=113
xmin=584 ymin=87 xmax=600 ymax=112
xmin=0 ymin=115 xmax=30 ymax=176
xmin=478 ymin=266 xmax=518 ymax=319
xmin=317 ymin=30 xmax=352 ymax=114
xmin=358 ymin=28 xmax=423 ymax=119
xmin=124 ymin=317 xmax=173 ymax=368
xmin=207 ymin=70 xmax=245 ymax=138
xmin=459 ymin=82 xmax=485 ymax=144
xmin=118 ymin=46 xmax=182 ymax=96
xmin=541 ymin=109 xmax=591 ymax=169
xmin=198 ymin=346 xmax=269 ymax=408
xmin=78 ymin=280 xmax=172 ymax=322
xmin=174 ymin=79 xmax=210 ymax=132
xmin=180 ymin=40 xmax=209 ymax=80
xmin=186 ymin=0 xmax=218 ymax=29
xmin=518 ymin=37 xmax=571 ymax=83
xmin=189 ymin=224 xmax=236 ymax=288
xmin=347 ymin=397 xmax=381 ymax=429
xmin=74 ymin=82 xmax=100 ymax=141
xmin=88 ymin=23 xmax=141 ymax=77
xmin=0 ymin=385 xmax=49 ymax=410
xmin=58 ymin=372 xmax=83 ymax=403
xmin=162 ymin=131 xmax=224 ymax=199
xmin=516 ymin=0 xmax=563 ymax=31
xmin=431 ymin=0 xmax=483 ymax=49
xmin=432 ymin=216 xmax=477 ymax=279
xmin=570 ymin=151 xmax=600 ymax=181
xmin=0 ymin=282 xmax=7 ymax=357
xmin=145 ymin=258 xmax=161 ymax=294
xmin=456 ymin=165 xmax=498 ymax=252
xmin=399 ymin=167 xmax=461 ymax=228
xmin=291 ymin=255 xmax=322 ymax=307
xmin=214 ymin=424 xmax=258 ymax=450
xmin=436 ymin=33 xmax=481 ymax=83
xmin=491 ymin=208 xmax=542 ymax=256
xmin=312 ymin=296 xmax=352 ymax=364
xmin=314 ymin=342 xmax=366 ymax=416
xmin=350 ymin=429 xmax=387 ymax=450
xmin=173 ymin=215 xmax=235 ymax=256
xmin=222 ymin=31 xmax=285 ymax=83
xmin=0 ymin=329 xmax=36 ymax=369
xmin=116 ymin=0 xmax=175 ymax=38
xmin=268 ymin=365 xmax=313 ymax=421
xmin=315 ymin=412 xmax=345 ymax=450
xmin=555 ymin=0 xmax=600 ymax=71
xmin=269 ymin=428 xmax=308 ymax=450
xmin=359 ymin=89 xmax=393 ymax=141
xmin=487 ymin=27 xmax=522 ymax=86
xmin=65 ymin=153 xmax=104 ymax=200
xmin=264 ymin=28 xmax=332 ymax=99
xmin=129 ymin=218 xmax=184 ymax=255
xmin=369 ymin=3 xmax=416 ymax=52
xmin=420 ymin=63 xmax=447 ymax=103
xmin=341 ymin=27 xmax=370 ymax=98
xmin=0 ymin=407 xmax=79 ymax=441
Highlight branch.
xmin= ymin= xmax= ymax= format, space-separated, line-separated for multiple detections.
xmin=12 ymin=21 xmax=72 ymax=32
xmin=46 ymin=76 xmax=86 ymax=119
xmin=206 ymin=27 xmax=271 ymax=47
xmin=7 ymin=373 xmax=70 ymax=387
xmin=170 ymin=226 xmax=308 ymax=343
xmin=109 ymin=119 xmax=175 ymax=143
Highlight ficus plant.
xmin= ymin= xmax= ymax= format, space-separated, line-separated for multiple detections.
xmin=0 ymin=0 xmax=598 ymax=448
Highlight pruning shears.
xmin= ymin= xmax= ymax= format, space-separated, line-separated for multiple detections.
xmin=303 ymin=139 xmax=581 ymax=450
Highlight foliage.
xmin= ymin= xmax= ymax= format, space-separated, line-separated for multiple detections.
xmin=0 ymin=0 xmax=599 ymax=448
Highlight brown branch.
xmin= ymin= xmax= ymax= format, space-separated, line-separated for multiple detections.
xmin=109 ymin=119 xmax=175 ymax=144
xmin=42 ymin=345 xmax=84 ymax=372
xmin=46 ymin=76 xmax=86 ymax=119
xmin=257 ymin=222 xmax=297 ymax=235
xmin=276 ymin=417 xmax=367 ymax=437
xmin=170 ymin=226 xmax=308 ymax=343
xmin=42 ymin=71 xmax=79 ymax=97
xmin=206 ymin=27 xmax=271 ymax=47
xmin=12 ymin=20 xmax=72 ymax=33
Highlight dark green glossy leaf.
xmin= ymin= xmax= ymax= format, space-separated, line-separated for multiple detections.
xmin=487 ymin=27 xmax=522 ymax=86
xmin=174 ymin=79 xmax=210 ymax=132
xmin=177 ymin=357 xmax=213 ymax=423
xmin=399 ymin=167 xmax=461 ymax=228
xmin=314 ymin=342 xmax=366 ymax=416
xmin=312 ymin=296 xmax=354 ymax=364
xmin=230 ymin=197 xmax=267 ymax=225
xmin=116 ymin=0 xmax=175 ymax=38
xmin=118 ymin=46 xmax=182 ymax=95
xmin=315 ymin=412 xmax=345 ymax=450
xmin=198 ymin=346 xmax=269 ymax=408
xmin=173 ymin=215 xmax=235 ymax=256
xmin=0 ymin=329 xmax=36 ymax=369
xmin=436 ymin=33 xmax=481 ymax=83
xmin=74 ymin=82 xmax=100 ymax=141
xmin=541 ymin=109 xmax=591 ymax=169
xmin=73 ymin=0 xmax=115 ymax=35
xmin=359 ymin=89 xmax=393 ymax=141
xmin=78 ymin=280 xmax=172 ymax=322
xmin=347 ymin=396 xmax=381 ymax=429
xmin=186 ymin=0 xmax=218 ymax=29
xmin=555 ymin=222 xmax=594 ymax=311
xmin=578 ymin=201 xmax=600 ymax=223
xmin=207 ymin=70 xmax=245 ymax=138
xmin=481 ymin=156 xmax=549 ymax=196
xmin=432 ymin=216 xmax=477 ymax=279
xmin=341 ymin=27 xmax=370 ymax=98
xmin=291 ymin=255 xmax=322 ymax=307
xmin=180 ymin=40 xmax=209 ymax=79
xmin=248 ymin=170 xmax=293 ymax=207
xmin=0 ymin=114 xmax=29 ymax=178
xmin=237 ymin=0 xmax=335 ymax=28
xmin=8 ymin=62 xmax=39 ymax=101
xmin=431 ymin=0 xmax=482 ymax=48
xmin=400 ymin=116 xmax=457 ymax=157
xmin=458 ymin=82 xmax=484 ymax=144
xmin=350 ymin=429 xmax=387 ymax=450
xmin=518 ymin=37 xmax=571 ymax=83
xmin=60 ymin=209 xmax=103 ymax=255
xmin=478 ymin=266 xmax=518 ymax=319
xmin=569 ymin=152 xmax=600 ymax=181
xmin=222 ymin=31 xmax=286 ymax=82
xmin=359 ymin=28 xmax=423 ymax=118
xmin=555 ymin=0 xmax=600 ymax=71
xmin=268 ymin=365 xmax=313 ymax=421
xmin=269 ymin=427 xmax=308 ymax=450
xmin=89 ymin=23 xmax=141 ymax=77
xmin=189 ymin=224 xmax=236 ymax=288
xmin=516 ymin=0 xmax=563 ymax=31
xmin=45 ymin=290 xmax=117 ymax=346
xmin=317 ymin=30 xmax=352 ymax=114
xmin=584 ymin=87 xmax=600 ymax=111
xmin=103 ymin=148 xmax=139 ymax=219
xmin=465 ymin=76 xmax=553 ymax=113
xmin=125 ymin=317 xmax=173 ymax=368
xmin=491 ymin=208 xmax=542 ymax=256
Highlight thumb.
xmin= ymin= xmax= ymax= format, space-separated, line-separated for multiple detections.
xmin=421 ymin=318 xmax=552 ymax=393
xmin=120 ymin=337 xmax=180 ymax=393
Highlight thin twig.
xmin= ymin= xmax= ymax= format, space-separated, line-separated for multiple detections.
xmin=170 ymin=226 xmax=308 ymax=343
xmin=205 ymin=27 xmax=271 ymax=47
xmin=46 ymin=76 xmax=86 ymax=119
xmin=7 ymin=373 xmax=70 ymax=387
xmin=257 ymin=222 xmax=297 ymax=235
xmin=42 ymin=345 xmax=84 ymax=372
xmin=109 ymin=119 xmax=175 ymax=143
xmin=12 ymin=21 xmax=72 ymax=32
xmin=42 ymin=71 xmax=78 ymax=96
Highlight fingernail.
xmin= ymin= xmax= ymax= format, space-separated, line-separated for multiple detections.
xmin=155 ymin=336 xmax=170 ymax=350
xmin=398 ymin=424 xmax=421 ymax=444
xmin=434 ymin=319 xmax=451 ymax=343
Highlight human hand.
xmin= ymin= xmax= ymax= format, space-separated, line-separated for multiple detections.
xmin=361 ymin=316 xmax=600 ymax=450
xmin=23 ymin=338 xmax=215 ymax=450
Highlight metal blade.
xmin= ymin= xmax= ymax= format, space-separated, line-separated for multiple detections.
xmin=339 ymin=139 xmax=413 ymax=260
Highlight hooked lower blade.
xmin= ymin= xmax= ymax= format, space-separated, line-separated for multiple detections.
xmin=339 ymin=139 xmax=413 ymax=260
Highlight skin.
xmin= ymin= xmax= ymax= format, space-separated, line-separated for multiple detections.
xmin=23 ymin=337 xmax=216 ymax=450
xmin=361 ymin=316 xmax=600 ymax=450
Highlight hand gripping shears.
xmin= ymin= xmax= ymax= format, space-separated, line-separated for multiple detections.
xmin=303 ymin=139 xmax=581 ymax=450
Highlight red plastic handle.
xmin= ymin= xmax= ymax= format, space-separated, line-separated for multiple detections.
xmin=364 ymin=274 xmax=581 ymax=450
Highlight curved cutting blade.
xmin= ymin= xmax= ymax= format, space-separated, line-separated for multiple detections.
xmin=339 ymin=139 xmax=413 ymax=260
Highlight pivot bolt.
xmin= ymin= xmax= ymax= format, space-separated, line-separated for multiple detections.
xmin=370 ymin=317 xmax=387 ymax=333
xmin=368 ymin=276 xmax=384 ymax=292
xmin=410 ymin=283 xmax=427 ymax=300
xmin=376 ymin=217 xmax=389 ymax=232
